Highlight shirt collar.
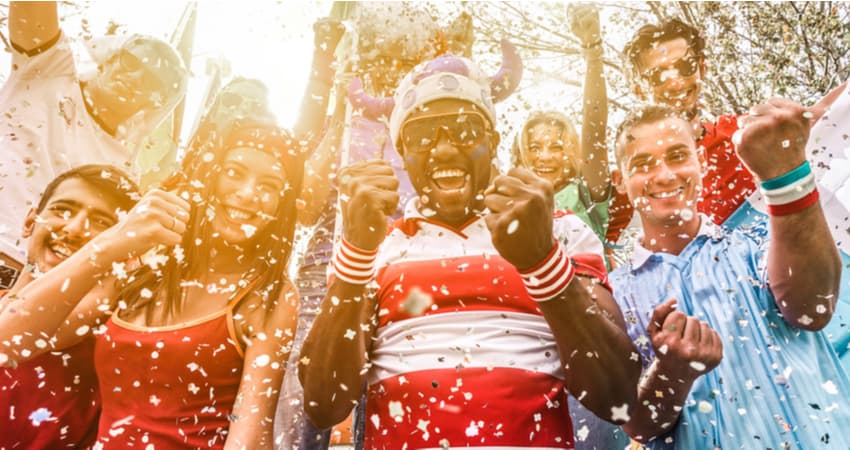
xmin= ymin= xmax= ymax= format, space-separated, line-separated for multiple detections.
xmin=631 ymin=214 xmax=722 ymax=268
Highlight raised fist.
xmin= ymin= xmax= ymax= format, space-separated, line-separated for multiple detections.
xmin=648 ymin=299 xmax=723 ymax=380
xmin=94 ymin=189 xmax=190 ymax=263
xmin=734 ymin=98 xmax=811 ymax=181
xmin=569 ymin=4 xmax=602 ymax=47
xmin=338 ymin=160 xmax=400 ymax=251
xmin=484 ymin=167 xmax=556 ymax=270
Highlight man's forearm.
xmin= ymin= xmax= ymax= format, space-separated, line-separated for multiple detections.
xmin=768 ymin=202 xmax=841 ymax=330
xmin=622 ymin=359 xmax=693 ymax=443
xmin=538 ymin=278 xmax=640 ymax=423
xmin=299 ymin=279 xmax=377 ymax=429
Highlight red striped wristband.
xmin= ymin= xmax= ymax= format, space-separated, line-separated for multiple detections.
xmin=519 ymin=241 xmax=576 ymax=302
xmin=766 ymin=188 xmax=819 ymax=216
xmin=332 ymin=238 xmax=378 ymax=285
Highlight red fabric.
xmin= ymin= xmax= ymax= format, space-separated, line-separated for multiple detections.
xmin=93 ymin=312 xmax=243 ymax=449
xmin=365 ymin=368 xmax=574 ymax=449
xmin=697 ymin=114 xmax=756 ymax=224
xmin=0 ymin=336 xmax=100 ymax=450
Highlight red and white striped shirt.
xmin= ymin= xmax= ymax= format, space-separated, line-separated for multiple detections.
xmin=363 ymin=199 xmax=608 ymax=450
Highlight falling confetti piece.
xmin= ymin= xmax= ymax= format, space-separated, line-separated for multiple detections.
xmin=506 ymin=219 xmax=519 ymax=235
xmin=698 ymin=400 xmax=713 ymax=413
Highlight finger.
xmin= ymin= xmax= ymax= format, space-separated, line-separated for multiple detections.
xmin=662 ymin=310 xmax=687 ymax=339
xmin=699 ymin=321 xmax=714 ymax=347
xmin=683 ymin=316 xmax=702 ymax=343
xmin=349 ymin=175 xmax=400 ymax=192
xmin=505 ymin=167 xmax=542 ymax=185
xmin=648 ymin=299 xmax=678 ymax=336
xmin=369 ymin=191 xmax=400 ymax=216
xmin=483 ymin=192 xmax=514 ymax=213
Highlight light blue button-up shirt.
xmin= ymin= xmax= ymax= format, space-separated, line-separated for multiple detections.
xmin=611 ymin=217 xmax=850 ymax=449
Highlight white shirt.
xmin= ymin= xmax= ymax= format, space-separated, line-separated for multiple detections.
xmin=0 ymin=34 xmax=133 ymax=263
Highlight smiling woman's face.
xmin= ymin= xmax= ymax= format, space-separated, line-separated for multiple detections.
xmin=210 ymin=146 xmax=287 ymax=247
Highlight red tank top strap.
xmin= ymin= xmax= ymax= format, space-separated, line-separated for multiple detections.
xmin=225 ymin=275 xmax=263 ymax=310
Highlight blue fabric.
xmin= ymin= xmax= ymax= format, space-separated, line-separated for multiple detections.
xmin=568 ymin=396 xmax=631 ymax=450
xmin=611 ymin=222 xmax=850 ymax=449
xmin=726 ymin=202 xmax=850 ymax=374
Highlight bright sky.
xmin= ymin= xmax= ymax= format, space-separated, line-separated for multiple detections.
xmin=1 ymin=1 xmax=333 ymax=141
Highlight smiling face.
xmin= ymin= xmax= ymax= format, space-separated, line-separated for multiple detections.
xmin=211 ymin=146 xmax=288 ymax=247
xmin=617 ymin=116 xmax=702 ymax=233
xmin=520 ymin=121 xmax=579 ymax=191
xmin=400 ymin=98 xmax=498 ymax=228
xmin=636 ymin=37 xmax=704 ymax=119
xmin=23 ymin=178 xmax=121 ymax=273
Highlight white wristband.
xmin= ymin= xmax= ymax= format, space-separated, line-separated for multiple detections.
xmin=519 ymin=241 xmax=576 ymax=302
xmin=332 ymin=238 xmax=378 ymax=285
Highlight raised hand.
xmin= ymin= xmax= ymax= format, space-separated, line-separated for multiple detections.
xmin=313 ymin=17 xmax=346 ymax=54
xmin=484 ymin=167 xmax=555 ymax=270
xmin=338 ymin=160 xmax=400 ymax=251
xmin=734 ymin=98 xmax=811 ymax=181
xmin=95 ymin=189 xmax=190 ymax=264
xmin=569 ymin=3 xmax=602 ymax=47
xmin=647 ymin=299 xmax=723 ymax=379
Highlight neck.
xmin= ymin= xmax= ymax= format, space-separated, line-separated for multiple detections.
xmin=207 ymin=240 xmax=252 ymax=274
xmin=641 ymin=215 xmax=702 ymax=255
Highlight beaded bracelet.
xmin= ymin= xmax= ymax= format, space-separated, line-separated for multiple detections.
xmin=759 ymin=160 xmax=819 ymax=216
xmin=519 ymin=240 xmax=576 ymax=302
xmin=332 ymin=238 xmax=378 ymax=285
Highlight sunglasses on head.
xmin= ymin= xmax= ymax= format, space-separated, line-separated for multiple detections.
xmin=641 ymin=55 xmax=699 ymax=87
xmin=400 ymin=110 xmax=492 ymax=155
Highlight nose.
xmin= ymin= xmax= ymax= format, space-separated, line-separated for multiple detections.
xmin=430 ymin=128 xmax=461 ymax=159
xmin=233 ymin=178 xmax=260 ymax=204
xmin=652 ymin=161 xmax=676 ymax=183
xmin=62 ymin=211 xmax=91 ymax=240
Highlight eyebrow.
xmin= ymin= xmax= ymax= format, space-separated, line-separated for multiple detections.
xmin=45 ymin=198 xmax=118 ymax=220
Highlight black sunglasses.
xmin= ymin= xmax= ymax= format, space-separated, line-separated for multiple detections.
xmin=641 ymin=55 xmax=700 ymax=86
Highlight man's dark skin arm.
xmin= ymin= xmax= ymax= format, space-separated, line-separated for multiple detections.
xmin=299 ymin=160 xmax=399 ymax=429
xmin=484 ymin=167 xmax=641 ymax=423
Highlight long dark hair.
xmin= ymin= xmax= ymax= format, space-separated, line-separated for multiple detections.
xmin=118 ymin=119 xmax=304 ymax=324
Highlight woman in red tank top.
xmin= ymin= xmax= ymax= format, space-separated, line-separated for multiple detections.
xmin=0 ymin=118 xmax=307 ymax=449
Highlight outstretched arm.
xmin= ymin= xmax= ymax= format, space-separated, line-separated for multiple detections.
xmin=292 ymin=18 xmax=345 ymax=146
xmin=570 ymin=4 xmax=610 ymax=202
xmin=736 ymin=98 xmax=841 ymax=330
xmin=297 ymin=93 xmax=346 ymax=227
xmin=0 ymin=190 xmax=189 ymax=365
xmin=9 ymin=1 xmax=59 ymax=55
xmin=299 ymin=160 xmax=400 ymax=429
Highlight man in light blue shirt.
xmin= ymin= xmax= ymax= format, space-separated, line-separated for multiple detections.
xmin=609 ymin=101 xmax=850 ymax=448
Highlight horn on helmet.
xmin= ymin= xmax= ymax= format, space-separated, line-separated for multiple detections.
xmin=347 ymin=77 xmax=395 ymax=121
xmin=489 ymin=39 xmax=523 ymax=103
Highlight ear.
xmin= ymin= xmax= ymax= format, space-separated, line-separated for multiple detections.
xmin=611 ymin=168 xmax=627 ymax=195
xmin=21 ymin=208 xmax=37 ymax=239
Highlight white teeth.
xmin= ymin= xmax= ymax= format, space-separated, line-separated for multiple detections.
xmin=49 ymin=243 xmax=72 ymax=258
xmin=431 ymin=169 xmax=466 ymax=180
xmin=226 ymin=207 xmax=253 ymax=221
xmin=650 ymin=188 xmax=684 ymax=199
xmin=535 ymin=167 xmax=556 ymax=173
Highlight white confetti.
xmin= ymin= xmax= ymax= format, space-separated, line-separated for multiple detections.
xmin=689 ymin=361 xmax=706 ymax=372
xmin=823 ymin=380 xmax=839 ymax=395
xmin=253 ymin=354 xmax=270 ymax=367
xmin=698 ymin=400 xmax=713 ymax=414
xmin=388 ymin=401 xmax=404 ymax=422
xmin=798 ymin=314 xmax=813 ymax=326
xmin=241 ymin=224 xmax=257 ymax=238
xmin=506 ymin=219 xmax=520 ymax=235
xmin=401 ymin=287 xmax=433 ymax=316
xmin=75 ymin=325 xmax=90 ymax=336
xmin=610 ymin=403 xmax=630 ymax=422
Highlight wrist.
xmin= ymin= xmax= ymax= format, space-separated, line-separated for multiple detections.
xmin=581 ymin=38 xmax=602 ymax=50
xmin=518 ymin=240 xmax=576 ymax=302
xmin=759 ymin=160 xmax=819 ymax=216
xmin=332 ymin=237 xmax=378 ymax=285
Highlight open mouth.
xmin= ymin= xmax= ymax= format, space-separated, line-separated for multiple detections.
xmin=430 ymin=168 xmax=469 ymax=191
xmin=48 ymin=241 xmax=77 ymax=260
xmin=648 ymin=187 xmax=684 ymax=199
xmin=667 ymin=86 xmax=696 ymax=102
xmin=224 ymin=206 xmax=255 ymax=222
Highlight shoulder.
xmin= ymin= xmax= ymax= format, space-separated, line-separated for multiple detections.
xmin=553 ymin=209 xmax=604 ymax=256
xmin=9 ymin=32 xmax=76 ymax=81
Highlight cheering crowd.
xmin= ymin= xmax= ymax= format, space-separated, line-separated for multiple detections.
xmin=1 ymin=2 xmax=849 ymax=450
